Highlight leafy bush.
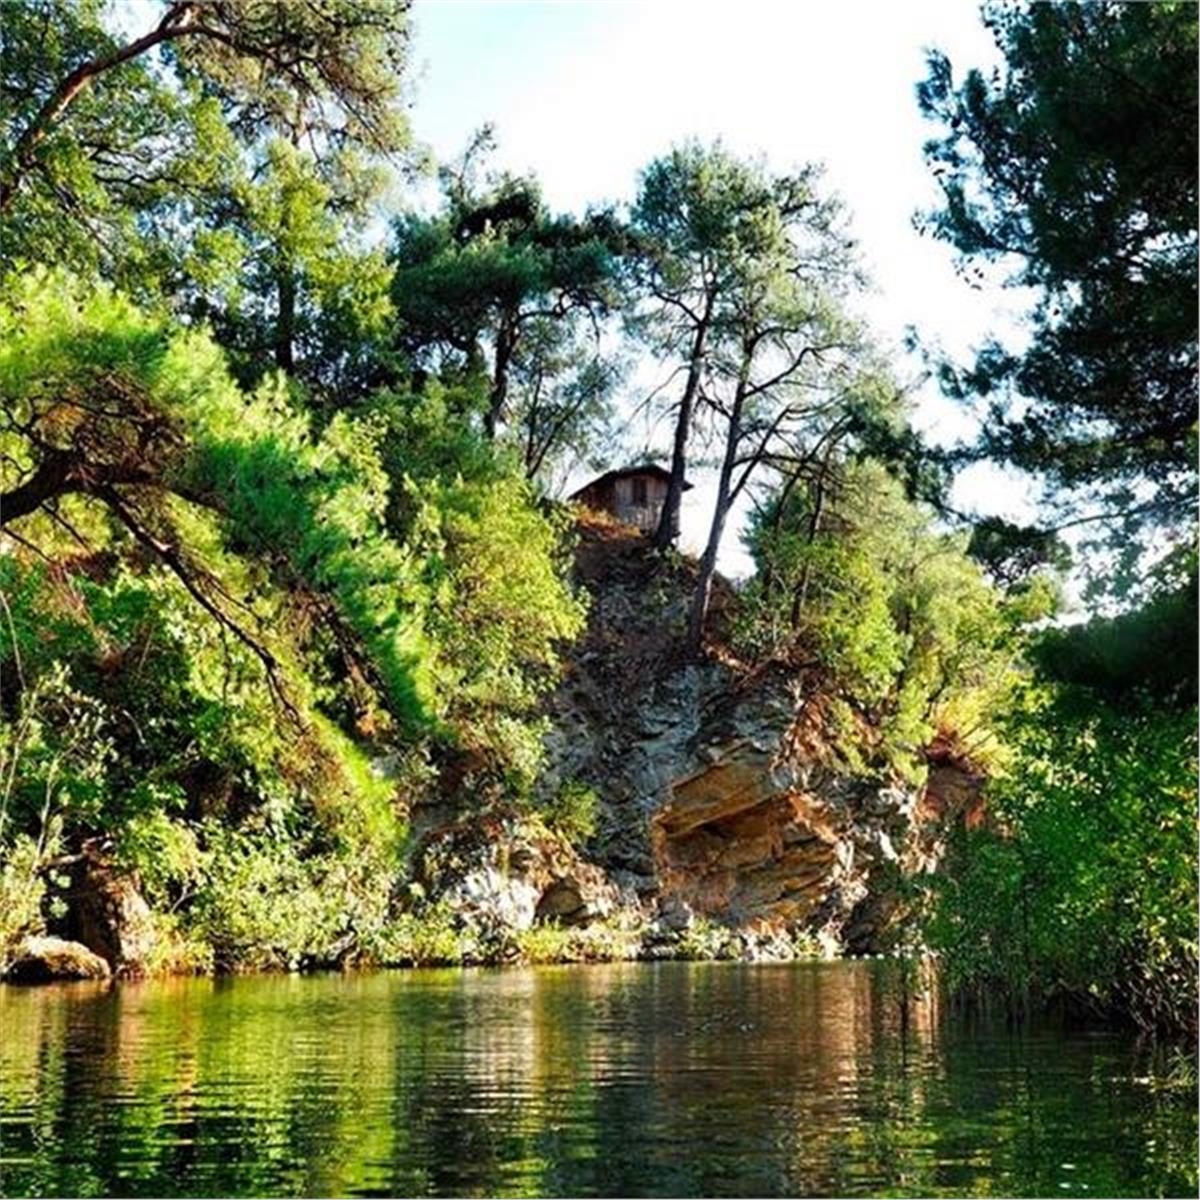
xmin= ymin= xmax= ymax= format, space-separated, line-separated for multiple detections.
xmin=185 ymin=827 xmax=400 ymax=972
xmin=188 ymin=831 xmax=332 ymax=971
xmin=675 ymin=916 xmax=739 ymax=961
xmin=514 ymin=919 xmax=641 ymax=965
xmin=0 ymin=836 xmax=46 ymax=970
xmin=539 ymin=779 xmax=599 ymax=847
xmin=365 ymin=904 xmax=472 ymax=967
xmin=736 ymin=460 xmax=1043 ymax=778
xmin=372 ymin=384 xmax=587 ymax=790
xmin=924 ymin=685 xmax=1198 ymax=1035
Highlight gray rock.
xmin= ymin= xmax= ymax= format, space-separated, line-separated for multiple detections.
xmin=656 ymin=895 xmax=694 ymax=931
xmin=6 ymin=936 xmax=111 ymax=983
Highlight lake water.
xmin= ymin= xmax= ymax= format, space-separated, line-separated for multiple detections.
xmin=0 ymin=962 xmax=1194 ymax=1198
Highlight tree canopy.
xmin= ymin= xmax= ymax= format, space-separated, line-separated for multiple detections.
xmin=0 ymin=0 xmax=1192 ymax=1026
xmin=919 ymin=1 xmax=1198 ymax=584
xmin=390 ymin=134 xmax=624 ymax=446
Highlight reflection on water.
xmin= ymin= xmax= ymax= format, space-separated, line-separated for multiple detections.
xmin=0 ymin=962 xmax=1194 ymax=1197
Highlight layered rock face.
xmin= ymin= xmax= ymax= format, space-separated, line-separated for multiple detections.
xmin=61 ymin=843 xmax=157 ymax=977
xmin=414 ymin=810 xmax=626 ymax=942
xmin=655 ymin=742 xmax=865 ymax=939
xmin=413 ymin=517 xmax=983 ymax=958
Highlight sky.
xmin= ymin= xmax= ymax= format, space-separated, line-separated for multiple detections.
xmin=404 ymin=0 xmax=1038 ymax=574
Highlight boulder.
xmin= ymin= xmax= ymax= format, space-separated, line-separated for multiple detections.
xmin=6 ymin=936 xmax=111 ymax=983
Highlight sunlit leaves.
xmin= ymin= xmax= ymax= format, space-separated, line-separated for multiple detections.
xmin=919 ymin=2 xmax=1198 ymax=572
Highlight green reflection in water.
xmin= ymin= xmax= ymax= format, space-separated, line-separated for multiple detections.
xmin=0 ymin=962 xmax=1194 ymax=1198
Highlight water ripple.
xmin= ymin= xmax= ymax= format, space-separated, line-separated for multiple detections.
xmin=0 ymin=962 xmax=1194 ymax=1198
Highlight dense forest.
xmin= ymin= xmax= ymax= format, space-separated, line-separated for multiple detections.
xmin=0 ymin=0 xmax=1195 ymax=1040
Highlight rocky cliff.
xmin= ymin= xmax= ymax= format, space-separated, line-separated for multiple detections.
xmin=6 ymin=514 xmax=986 ymax=981
xmin=411 ymin=514 xmax=984 ymax=961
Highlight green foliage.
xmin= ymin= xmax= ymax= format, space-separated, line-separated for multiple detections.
xmin=0 ymin=270 xmax=426 ymax=732
xmin=0 ymin=544 xmax=408 ymax=971
xmin=178 ymin=367 xmax=437 ymax=728
xmin=1 ymin=0 xmax=413 ymax=408
xmin=513 ymin=918 xmax=640 ymax=965
xmin=192 ymin=137 xmax=399 ymax=398
xmin=0 ymin=1 xmax=411 ymax=246
xmin=738 ymin=461 xmax=1034 ymax=775
xmin=0 ymin=647 xmax=119 ymax=853
xmin=1032 ymin=564 xmax=1198 ymax=706
xmin=919 ymin=2 xmax=1197 ymax=574
xmin=0 ymin=0 xmax=239 ymax=283
xmin=674 ymin=916 xmax=739 ymax=962
xmin=363 ymin=902 xmax=471 ymax=967
xmin=912 ymin=7 xmax=1195 ymax=1032
xmin=0 ymin=836 xmax=46 ymax=969
xmin=187 ymin=825 xmax=398 ymax=972
xmin=0 ymin=270 xmax=584 ymax=971
xmin=0 ymin=545 xmax=393 ymax=916
xmin=636 ymin=141 xmax=882 ymax=652
xmin=391 ymin=139 xmax=624 ymax=443
xmin=925 ymin=573 xmax=1198 ymax=1034
xmin=506 ymin=317 xmax=626 ymax=483
xmin=967 ymin=516 xmax=1073 ymax=590
xmin=370 ymin=384 xmax=587 ymax=787
xmin=114 ymin=813 xmax=204 ymax=911
xmin=925 ymin=682 xmax=1198 ymax=1035
xmin=630 ymin=141 xmax=835 ymax=330
xmin=2 ymin=270 xmax=583 ymax=755
xmin=539 ymin=779 xmax=599 ymax=848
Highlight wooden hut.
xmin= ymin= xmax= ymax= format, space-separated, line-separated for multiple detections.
xmin=569 ymin=464 xmax=691 ymax=537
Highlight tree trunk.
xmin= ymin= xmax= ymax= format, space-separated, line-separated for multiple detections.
xmin=685 ymin=357 xmax=749 ymax=654
xmin=789 ymin=472 xmax=827 ymax=629
xmin=485 ymin=309 xmax=518 ymax=439
xmin=654 ymin=305 xmax=713 ymax=549
xmin=275 ymin=265 xmax=297 ymax=372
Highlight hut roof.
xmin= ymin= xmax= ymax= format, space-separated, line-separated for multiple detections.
xmin=569 ymin=464 xmax=693 ymax=500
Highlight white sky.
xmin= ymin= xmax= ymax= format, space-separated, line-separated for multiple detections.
xmin=405 ymin=1 xmax=1040 ymax=574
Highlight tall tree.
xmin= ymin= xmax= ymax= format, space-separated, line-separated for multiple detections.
xmin=628 ymin=143 xmax=847 ymax=549
xmin=390 ymin=138 xmax=623 ymax=440
xmin=918 ymin=1 xmax=1198 ymax=586
xmin=677 ymin=160 xmax=869 ymax=651
xmin=1 ymin=0 xmax=413 ymax=394
xmin=192 ymin=137 xmax=397 ymax=400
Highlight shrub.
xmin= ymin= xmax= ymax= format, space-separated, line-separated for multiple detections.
xmin=540 ymin=779 xmax=599 ymax=847
xmin=366 ymin=904 xmax=472 ymax=966
xmin=0 ymin=836 xmax=46 ymax=972
xmin=923 ymin=685 xmax=1198 ymax=1035
xmin=189 ymin=830 xmax=341 ymax=970
xmin=515 ymin=919 xmax=641 ymax=964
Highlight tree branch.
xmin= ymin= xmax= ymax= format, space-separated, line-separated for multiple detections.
xmin=1 ymin=2 xmax=199 ymax=212
xmin=99 ymin=487 xmax=301 ymax=722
